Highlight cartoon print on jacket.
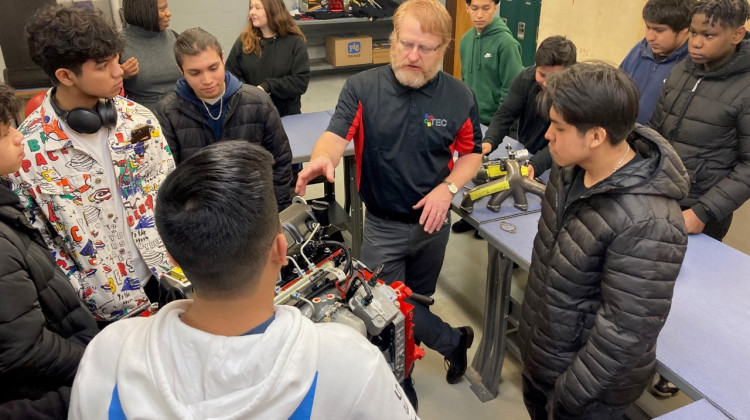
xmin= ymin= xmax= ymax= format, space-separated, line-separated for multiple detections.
xmin=9 ymin=92 xmax=176 ymax=321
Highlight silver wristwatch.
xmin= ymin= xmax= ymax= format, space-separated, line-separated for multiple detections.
xmin=442 ymin=180 xmax=458 ymax=195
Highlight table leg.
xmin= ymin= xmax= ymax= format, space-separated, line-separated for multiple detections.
xmin=344 ymin=155 xmax=363 ymax=259
xmin=465 ymin=242 xmax=514 ymax=402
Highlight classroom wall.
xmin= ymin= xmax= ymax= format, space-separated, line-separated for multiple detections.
xmin=537 ymin=0 xmax=648 ymax=65
xmin=160 ymin=0 xmax=252 ymax=58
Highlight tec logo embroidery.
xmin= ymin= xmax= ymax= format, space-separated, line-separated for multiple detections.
xmin=424 ymin=113 xmax=448 ymax=127
xmin=484 ymin=52 xmax=492 ymax=58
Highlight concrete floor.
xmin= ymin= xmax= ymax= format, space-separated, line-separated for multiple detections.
xmin=300 ymin=70 xmax=750 ymax=419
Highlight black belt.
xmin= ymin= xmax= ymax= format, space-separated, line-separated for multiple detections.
xmin=367 ymin=206 xmax=422 ymax=224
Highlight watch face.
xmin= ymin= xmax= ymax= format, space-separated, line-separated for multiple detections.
xmin=448 ymin=183 xmax=458 ymax=194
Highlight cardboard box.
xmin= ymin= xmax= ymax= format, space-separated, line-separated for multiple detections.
xmin=325 ymin=35 xmax=373 ymax=67
xmin=372 ymin=41 xmax=390 ymax=64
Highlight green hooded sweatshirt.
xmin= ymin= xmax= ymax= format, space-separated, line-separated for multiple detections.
xmin=459 ymin=16 xmax=523 ymax=125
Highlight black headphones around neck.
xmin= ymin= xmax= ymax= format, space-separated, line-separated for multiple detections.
xmin=49 ymin=88 xmax=118 ymax=135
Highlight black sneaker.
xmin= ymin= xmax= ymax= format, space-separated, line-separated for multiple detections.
xmin=445 ymin=326 xmax=474 ymax=384
xmin=451 ymin=219 xmax=474 ymax=233
xmin=649 ymin=374 xmax=680 ymax=399
xmin=401 ymin=376 xmax=418 ymax=412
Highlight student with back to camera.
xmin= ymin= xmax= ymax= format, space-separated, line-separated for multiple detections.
xmin=68 ymin=141 xmax=418 ymax=420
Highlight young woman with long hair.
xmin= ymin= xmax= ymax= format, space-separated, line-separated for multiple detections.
xmin=226 ymin=0 xmax=310 ymax=116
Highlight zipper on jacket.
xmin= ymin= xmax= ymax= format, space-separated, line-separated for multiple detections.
xmin=669 ymin=76 xmax=703 ymax=140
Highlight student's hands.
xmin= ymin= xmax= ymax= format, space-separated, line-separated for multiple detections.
xmin=295 ymin=156 xmax=335 ymax=196
xmin=413 ymin=184 xmax=452 ymax=234
xmin=526 ymin=164 xmax=535 ymax=180
xmin=682 ymin=208 xmax=706 ymax=234
xmin=121 ymin=57 xmax=139 ymax=78
xmin=481 ymin=142 xmax=492 ymax=155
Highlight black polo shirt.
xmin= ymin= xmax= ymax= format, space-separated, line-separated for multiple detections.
xmin=327 ymin=65 xmax=482 ymax=222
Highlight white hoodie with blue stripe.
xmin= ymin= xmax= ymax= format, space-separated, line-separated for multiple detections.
xmin=69 ymin=301 xmax=418 ymax=420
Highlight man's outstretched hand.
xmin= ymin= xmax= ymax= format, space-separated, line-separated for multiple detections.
xmin=295 ymin=156 xmax=335 ymax=196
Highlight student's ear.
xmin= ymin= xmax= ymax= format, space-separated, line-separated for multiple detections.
xmin=588 ymin=126 xmax=608 ymax=149
xmin=732 ymin=26 xmax=747 ymax=45
xmin=54 ymin=68 xmax=77 ymax=88
xmin=270 ymin=233 xmax=288 ymax=266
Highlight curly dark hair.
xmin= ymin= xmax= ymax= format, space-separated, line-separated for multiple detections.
xmin=123 ymin=0 xmax=159 ymax=32
xmin=691 ymin=0 xmax=750 ymax=27
xmin=0 ymin=84 xmax=20 ymax=126
xmin=25 ymin=5 xmax=124 ymax=84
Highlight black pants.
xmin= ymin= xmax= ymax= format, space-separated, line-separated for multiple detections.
xmin=522 ymin=375 xmax=627 ymax=420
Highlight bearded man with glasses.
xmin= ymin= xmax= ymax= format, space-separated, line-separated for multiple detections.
xmin=295 ymin=0 xmax=483 ymax=411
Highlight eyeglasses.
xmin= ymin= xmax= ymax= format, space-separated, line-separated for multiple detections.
xmin=397 ymin=38 xmax=441 ymax=55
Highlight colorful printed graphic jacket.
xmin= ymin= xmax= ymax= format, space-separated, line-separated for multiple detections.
xmin=9 ymin=92 xmax=176 ymax=321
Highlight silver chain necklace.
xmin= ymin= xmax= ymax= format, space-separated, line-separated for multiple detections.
xmin=201 ymin=95 xmax=223 ymax=121
xmin=612 ymin=143 xmax=631 ymax=174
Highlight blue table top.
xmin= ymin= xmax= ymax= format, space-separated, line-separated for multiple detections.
xmin=656 ymin=233 xmax=750 ymax=418
xmin=654 ymin=399 xmax=729 ymax=420
xmin=476 ymin=212 xmax=540 ymax=271
xmin=281 ymin=110 xmax=333 ymax=163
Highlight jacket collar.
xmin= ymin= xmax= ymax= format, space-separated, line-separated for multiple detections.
xmin=637 ymin=38 xmax=689 ymax=64
xmin=560 ymin=124 xmax=689 ymax=202
xmin=0 ymin=183 xmax=32 ymax=231
xmin=35 ymin=91 xmax=138 ymax=153
xmin=175 ymin=71 xmax=243 ymax=106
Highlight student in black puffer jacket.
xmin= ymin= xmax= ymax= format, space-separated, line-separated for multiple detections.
xmin=650 ymin=0 xmax=750 ymax=240
xmin=156 ymin=28 xmax=293 ymax=211
xmin=518 ymin=63 xmax=689 ymax=419
xmin=0 ymin=83 xmax=98 ymax=419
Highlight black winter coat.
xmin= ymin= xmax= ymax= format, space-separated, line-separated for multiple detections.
xmin=650 ymin=36 xmax=750 ymax=222
xmin=518 ymin=126 xmax=689 ymax=414
xmin=226 ymin=34 xmax=310 ymax=117
xmin=155 ymin=84 xmax=293 ymax=210
xmin=0 ymin=184 xmax=98 ymax=416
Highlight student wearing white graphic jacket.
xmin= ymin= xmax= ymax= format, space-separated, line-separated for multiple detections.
xmin=69 ymin=141 xmax=417 ymax=420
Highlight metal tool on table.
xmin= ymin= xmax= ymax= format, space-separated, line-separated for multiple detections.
xmin=460 ymin=144 xmax=546 ymax=213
